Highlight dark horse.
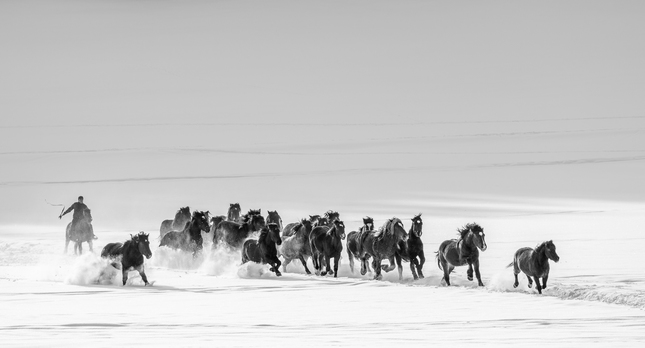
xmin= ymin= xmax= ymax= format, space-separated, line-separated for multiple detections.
xmin=159 ymin=206 xmax=191 ymax=238
xmin=359 ymin=217 xmax=408 ymax=280
xmin=317 ymin=210 xmax=340 ymax=227
xmin=310 ymin=219 xmax=346 ymax=277
xmin=346 ymin=216 xmax=374 ymax=274
xmin=407 ymin=214 xmax=425 ymax=280
xmin=101 ymin=232 xmax=153 ymax=286
xmin=436 ymin=223 xmax=487 ymax=286
xmin=279 ymin=219 xmax=314 ymax=274
xmin=213 ymin=213 xmax=266 ymax=249
xmin=266 ymin=210 xmax=283 ymax=231
xmin=241 ymin=223 xmax=283 ymax=276
xmin=159 ymin=211 xmax=211 ymax=255
xmin=227 ymin=203 xmax=241 ymax=222
xmin=508 ymin=240 xmax=560 ymax=294
xmin=282 ymin=214 xmax=318 ymax=238
xmin=65 ymin=208 xmax=94 ymax=255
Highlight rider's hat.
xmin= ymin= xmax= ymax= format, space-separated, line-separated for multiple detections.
xmin=78 ymin=196 xmax=84 ymax=200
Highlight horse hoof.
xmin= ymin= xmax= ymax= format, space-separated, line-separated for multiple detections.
xmin=513 ymin=283 xmax=519 ymax=288
xmin=275 ymin=271 xmax=282 ymax=277
xmin=374 ymin=274 xmax=383 ymax=281
xmin=478 ymin=282 xmax=485 ymax=287
xmin=467 ymin=276 xmax=473 ymax=281
xmin=413 ymin=275 xmax=419 ymax=280
xmin=321 ymin=271 xmax=327 ymax=276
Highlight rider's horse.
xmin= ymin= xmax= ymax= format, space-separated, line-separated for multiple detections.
xmin=65 ymin=208 xmax=94 ymax=255
xmin=436 ymin=223 xmax=487 ymax=286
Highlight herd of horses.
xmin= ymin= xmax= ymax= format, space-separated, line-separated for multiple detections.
xmin=65 ymin=203 xmax=560 ymax=293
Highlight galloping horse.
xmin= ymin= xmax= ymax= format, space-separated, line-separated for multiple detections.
xmin=310 ymin=219 xmax=346 ymax=277
xmin=266 ymin=210 xmax=283 ymax=231
xmin=508 ymin=240 xmax=560 ymax=294
xmin=279 ymin=219 xmax=314 ymax=274
xmin=346 ymin=216 xmax=375 ymax=274
xmin=227 ymin=203 xmax=241 ymax=222
xmin=436 ymin=223 xmax=487 ymax=286
xmin=241 ymin=223 xmax=283 ymax=276
xmin=102 ymin=232 xmax=153 ymax=286
xmin=159 ymin=211 xmax=211 ymax=255
xmin=214 ymin=213 xmax=266 ymax=249
xmin=159 ymin=206 xmax=191 ymax=238
xmin=407 ymin=214 xmax=425 ymax=280
xmin=359 ymin=217 xmax=408 ymax=280
xmin=65 ymin=208 xmax=94 ymax=255
xmin=317 ymin=210 xmax=340 ymax=227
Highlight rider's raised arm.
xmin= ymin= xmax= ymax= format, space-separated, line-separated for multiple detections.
xmin=61 ymin=203 xmax=76 ymax=216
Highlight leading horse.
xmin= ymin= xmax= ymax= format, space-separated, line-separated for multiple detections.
xmin=310 ymin=219 xmax=346 ymax=277
xmin=407 ymin=214 xmax=425 ymax=280
xmin=436 ymin=223 xmax=487 ymax=286
xmin=346 ymin=216 xmax=375 ymax=274
xmin=241 ymin=223 xmax=283 ymax=276
xmin=508 ymin=240 xmax=560 ymax=294
xmin=279 ymin=219 xmax=314 ymax=274
xmin=65 ymin=208 xmax=94 ymax=255
xmin=101 ymin=232 xmax=153 ymax=286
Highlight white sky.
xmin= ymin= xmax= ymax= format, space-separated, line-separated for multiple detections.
xmin=0 ymin=0 xmax=644 ymax=229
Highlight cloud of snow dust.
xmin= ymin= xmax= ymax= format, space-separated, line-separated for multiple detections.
xmin=64 ymin=253 xmax=119 ymax=285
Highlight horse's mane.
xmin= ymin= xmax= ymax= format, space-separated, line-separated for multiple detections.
xmin=324 ymin=210 xmax=339 ymax=219
xmin=457 ymin=223 xmax=482 ymax=239
xmin=379 ymin=217 xmax=403 ymax=235
xmin=130 ymin=231 xmax=148 ymax=242
xmin=412 ymin=213 xmax=422 ymax=221
xmin=535 ymin=240 xmax=553 ymax=253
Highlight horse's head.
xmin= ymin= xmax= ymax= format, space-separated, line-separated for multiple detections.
xmin=83 ymin=208 xmax=93 ymax=223
xmin=324 ymin=210 xmax=340 ymax=225
xmin=267 ymin=210 xmax=283 ymax=231
xmin=462 ymin=223 xmax=487 ymax=252
xmin=177 ymin=206 xmax=191 ymax=219
xmin=331 ymin=220 xmax=346 ymax=240
xmin=133 ymin=232 xmax=152 ymax=259
xmin=266 ymin=223 xmax=282 ymax=246
xmin=193 ymin=211 xmax=211 ymax=232
xmin=297 ymin=219 xmax=313 ymax=235
xmin=250 ymin=214 xmax=266 ymax=231
xmin=389 ymin=218 xmax=408 ymax=243
xmin=308 ymin=215 xmax=321 ymax=227
xmin=362 ymin=216 xmax=374 ymax=231
xmin=228 ymin=203 xmax=241 ymax=221
xmin=210 ymin=215 xmax=226 ymax=231
xmin=544 ymin=240 xmax=559 ymax=262
xmin=410 ymin=214 xmax=423 ymax=237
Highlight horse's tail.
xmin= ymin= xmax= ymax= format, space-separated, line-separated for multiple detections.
xmin=506 ymin=261 xmax=514 ymax=268
xmin=436 ymin=251 xmax=442 ymax=271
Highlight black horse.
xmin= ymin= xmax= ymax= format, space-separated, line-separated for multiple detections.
xmin=436 ymin=223 xmax=487 ymax=286
xmin=209 ymin=215 xmax=226 ymax=235
xmin=65 ymin=208 xmax=94 ymax=255
xmin=227 ymin=203 xmax=241 ymax=222
xmin=279 ymin=219 xmax=314 ymax=274
xmin=101 ymin=232 xmax=153 ymax=286
xmin=317 ymin=210 xmax=340 ymax=227
xmin=282 ymin=214 xmax=319 ymax=238
xmin=407 ymin=214 xmax=425 ymax=280
xmin=359 ymin=217 xmax=408 ymax=280
xmin=266 ymin=210 xmax=283 ymax=231
xmin=159 ymin=211 xmax=211 ymax=254
xmin=346 ymin=216 xmax=374 ymax=274
xmin=159 ymin=206 xmax=191 ymax=238
xmin=213 ymin=213 xmax=266 ymax=249
xmin=241 ymin=223 xmax=283 ymax=276
xmin=310 ymin=219 xmax=346 ymax=277
xmin=508 ymin=240 xmax=560 ymax=294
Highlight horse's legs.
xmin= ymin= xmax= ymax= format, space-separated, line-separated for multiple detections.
xmin=373 ymin=257 xmax=383 ymax=280
xmin=410 ymin=256 xmax=419 ymax=280
xmin=395 ymin=253 xmax=403 ymax=281
xmin=473 ymin=259 xmax=484 ymax=286
xmin=533 ymin=276 xmax=542 ymax=294
xmin=322 ymin=255 xmax=332 ymax=276
xmin=136 ymin=265 xmax=150 ymax=286
xmin=89 ymin=240 xmax=93 ymax=253
xmin=348 ymin=250 xmax=355 ymax=273
xmin=417 ymin=250 xmax=425 ymax=279
xmin=122 ymin=268 xmax=129 ymax=286
xmin=526 ymin=274 xmax=533 ymax=288
xmin=270 ymin=256 xmax=282 ymax=276
xmin=298 ymin=255 xmax=312 ymax=275
xmin=282 ymin=257 xmax=292 ymax=272
xmin=513 ymin=265 xmax=520 ymax=288
xmin=542 ymin=274 xmax=549 ymax=289
xmin=360 ymin=257 xmax=368 ymax=275
xmin=333 ymin=256 xmax=339 ymax=278
xmin=467 ymin=263 xmax=474 ymax=281
xmin=381 ymin=256 xmax=396 ymax=273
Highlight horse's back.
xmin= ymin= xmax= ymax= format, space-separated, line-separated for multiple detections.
xmin=101 ymin=242 xmax=123 ymax=258
xmin=159 ymin=231 xmax=183 ymax=248
xmin=282 ymin=222 xmax=298 ymax=237
xmin=159 ymin=219 xmax=173 ymax=236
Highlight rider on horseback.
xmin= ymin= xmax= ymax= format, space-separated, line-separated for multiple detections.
xmin=59 ymin=196 xmax=97 ymax=239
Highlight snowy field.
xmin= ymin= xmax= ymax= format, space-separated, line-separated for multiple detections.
xmin=2 ymin=0 xmax=645 ymax=346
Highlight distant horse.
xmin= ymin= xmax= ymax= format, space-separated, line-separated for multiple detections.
xmin=359 ymin=217 xmax=408 ymax=280
xmin=318 ymin=210 xmax=340 ymax=227
xmin=310 ymin=219 xmax=346 ymax=277
xmin=101 ymin=232 xmax=153 ymax=286
xmin=346 ymin=216 xmax=375 ymax=274
xmin=508 ymin=240 xmax=560 ymax=294
xmin=159 ymin=206 xmax=191 ymax=238
xmin=208 ymin=215 xmax=226 ymax=235
xmin=266 ymin=210 xmax=283 ymax=231
xmin=282 ymin=214 xmax=318 ymax=238
xmin=240 ymin=209 xmax=262 ymax=223
xmin=241 ymin=223 xmax=283 ymax=276
xmin=65 ymin=208 xmax=94 ymax=255
xmin=407 ymin=214 xmax=425 ymax=280
xmin=159 ymin=211 xmax=211 ymax=255
xmin=436 ymin=223 xmax=487 ymax=286
xmin=227 ymin=203 xmax=241 ymax=222
xmin=279 ymin=219 xmax=314 ymax=274
xmin=213 ymin=213 xmax=266 ymax=249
